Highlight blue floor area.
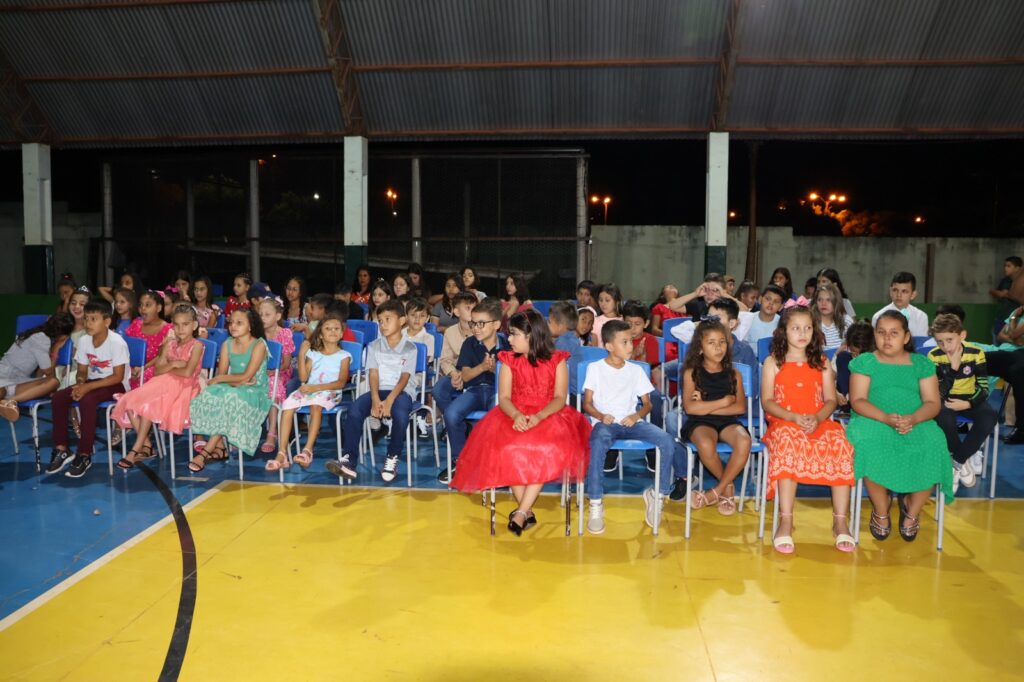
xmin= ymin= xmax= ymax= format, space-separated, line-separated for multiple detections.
xmin=2 ymin=393 xmax=1022 ymax=621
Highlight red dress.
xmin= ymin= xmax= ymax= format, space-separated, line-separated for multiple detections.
xmin=763 ymin=360 xmax=855 ymax=498
xmin=451 ymin=350 xmax=592 ymax=492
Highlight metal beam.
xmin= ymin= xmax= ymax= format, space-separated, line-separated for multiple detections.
xmin=712 ymin=0 xmax=743 ymax=131
xmin=311 ymin=0 xmax=366 ymax=135
xmin=22 ymin=67 xmax=331 ymax=83
xmin=0 ymin=0 xmax=254 ymax=11
xmin=0 ymin=48 xmax=54 ymax=143
xmin=354 ymin=58 xmax=717 ymax=72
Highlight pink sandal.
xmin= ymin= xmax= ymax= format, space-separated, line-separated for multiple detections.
xmin=717 ymin=485 xmax=737 ymax=516
xmin=265 ymin=451 xmax=291 ymax=472
xmin=294 ymin=449 xmax=314 ymax=469
xmin=690 ymin=488 xmax=721 ymax=510
xmin=259 ymin=433 xmax=278 ymax=454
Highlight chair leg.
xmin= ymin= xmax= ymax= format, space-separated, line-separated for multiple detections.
xmin=653 ymin=447 xmax=661 ymax=536
xmin=430 ymin=410 xmax=440 ymax=468
xmin=237 ymin=437 xmax=244 ymax=480
xmin=489 ymin=487 xmax=496 ymax=536
xmin=990 ymin=427 xmax=1000 ymax=499
xmin=564 ymin=473 xmax=571 ymax=537
xmin=169 ymin=434 xmax=176 ymax=480
xmin=936 ymin=486 xmax=945 ymax=551
xmin=853 ymin=478 xmax=863 ymax=545
xmin=406 ymin=425 xmax=413 ymax=488
xmin=578 ymin=479 xmax=585 ymax=536
xmin=9 ymin=420 xmax=18 ymax=454
xmin=758 ymin=455 xmax=768 ymax=539
xmin=737 ymin=453 xmax=749 ymax=513
xmin=684 ymin=446 xmax=694 ymax=539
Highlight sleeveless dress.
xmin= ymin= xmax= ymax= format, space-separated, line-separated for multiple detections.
xmin=847 ymin=352 xmax=954 ymax=501
xmin=112 ymin=337 xmax=202 ymax=434
xmin=266 ymin=326 xmax=295 ymax=403
xmin=450 ymin=350 xmax=591 ymax=492
xmin=124 ymin=318 xmax=172 ymax=388
xmin=189 ymin=338 xmax=271 ymax=456
xmin=680 ymin=366 xmax=743 ymax=441
xmin=763 ymin=360 xmax=854 ymax=498
xmin=281 ymin=348 xmax=351 ymax=410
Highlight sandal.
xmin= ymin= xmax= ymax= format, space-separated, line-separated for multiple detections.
xmin=899 ymin=502 xmax=920 ymax=542
xmin=265 ymin=450 xmax=291 ymax=472
xmin=832 ymin=513 xmax=856 ymax=552
xmin=260 ymin=433 xmax=278 ymax=454
xmin=717 ymin=485 xmax=736 ymax=516
xmin=0 ymin=399 xmax=19 ymax=422
xmin=690 ymin=488 xmax=721 ymax=510
xmin=293 ymin=448 xmax=313 ymax=469
xmin=193 ymin=439 xmax=207 ymax=453
xmin=869 ymin=511 xmax=891 ymax=541
xmin=188 ymin=444 xmax=226 ymax=473
xmin=135 ymin=442 xmax=155 ymax=461
xmin=773 ymin=512 xmax=795 ymax=554
xmin=507 ymin=510 xmax=528 ymax=537
xmin=116 ymin=450 xmax=138 ymax=470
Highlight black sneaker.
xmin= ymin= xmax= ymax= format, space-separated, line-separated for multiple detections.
xmin=603 ymin=451 xmax=620 ymax=472
xmin=381 ymin=454 xmax=400 ymax=483
xmin=669 ymin=477 xmax=690 ymax=501
xmin=45 ymin=449 xmax=74 ymax=475
xmin=64 ymin=454 xmax=93 ymax=479
xmin=325 ymin=454 xmax=357 ymax=480
xmin=437 ymin=466 xmax=455 ymax=485
xmin=645 ymin=450 xmax=657 ymax=473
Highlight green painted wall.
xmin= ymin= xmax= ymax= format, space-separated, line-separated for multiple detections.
xmin=1 ymin=295 xmax=61 ymax=343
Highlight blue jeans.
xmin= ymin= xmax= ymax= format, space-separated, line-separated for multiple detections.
xmin=433 ymin=376 xmax=456 ymax=413
xmin=444 ymin=384 xmax=496 ymax=464
xmin=343 ymin=390 xmax=413 ymax=457
xmin=587 ymin=421 xmax=679 ymax=499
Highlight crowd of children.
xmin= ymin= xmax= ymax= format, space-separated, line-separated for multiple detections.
xmin=6 ymin=258 xmax=1022 ymax=550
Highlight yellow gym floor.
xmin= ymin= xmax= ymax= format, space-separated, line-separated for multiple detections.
xmin=1 ymin=482 xmax=1022 ymax=681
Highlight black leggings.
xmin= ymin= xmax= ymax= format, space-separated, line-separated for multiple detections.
xmin=985 ymin=349 xmax=1024 ymax=426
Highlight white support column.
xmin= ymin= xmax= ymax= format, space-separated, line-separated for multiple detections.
xmin=704 ymin=132 xmax=729 ymax=275
xmin=344 ymin=136 xmax=368 ymax=283
xmin=248 ymin=159 xmax=260 ymax=282
xmin=411 ymin=156 xmax=422 ymax=264
xmin=576 ymin=157 xmax=588 ymax=282
xmin=23 ymin=143 xmax=52 ymax=246
xmin=102 ymin=162 xmax=113 ymax=285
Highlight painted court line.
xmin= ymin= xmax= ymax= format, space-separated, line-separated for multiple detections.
xmin=0 ymin=481 xmax=225 ymax=634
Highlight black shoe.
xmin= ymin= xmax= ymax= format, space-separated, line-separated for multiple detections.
xmin=669 ymin=477 xmax=689 ymax=501
xmin=1003 ymin=428 xmax=1024 ymax=445
xmin=45 ymin=449 xmax=74 ymax=475
xmin=645 ymin=450 xmax=657 ymax=473
xmin=325 ymin=454 xmax=358 ymax=480
xmin=437 ymin=467 xmax=455 ymax=485
xmin=380 ymin=454 xmax=400 ymax=483
xmin=603 ymin=451 xmax=619 ymax=472
xmin=507 ymin=510 xmax=527 ymax=536
xmin=64 ymin=454 xmax=93 ymax=479
xmin=524 ymin=512 xmax=537 ymax=530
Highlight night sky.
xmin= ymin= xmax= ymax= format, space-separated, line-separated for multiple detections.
xmin=1 ymin=139 xmax=1022 ymax=238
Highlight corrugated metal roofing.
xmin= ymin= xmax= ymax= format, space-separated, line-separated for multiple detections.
xmin=0 ymin=0 xmax=1020 ymax=147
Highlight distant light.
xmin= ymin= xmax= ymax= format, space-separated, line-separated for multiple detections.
xmin=313 ymin=193 xmax=320 ymax=200
xmin=271 ymin=154 xmax=277 ymax=159
xmin=392 ymin=211 xmax=397 ymax=216
xmin=914 ymin=215 xmax=924 ymax=223
xmin=728 ymin=211 xmax=737 ymax=218
xmin=837 ymin=195 xmax=847 ymax=202
xmin=602 ymin=197 xmax=611 ymax=205
xmin=808 ymin=192 xmax=819 ymax=200
xmin=590 ymin=195 xmax=600 ymax=204
xmin=828 ymin=194 xmax=837 ymax=201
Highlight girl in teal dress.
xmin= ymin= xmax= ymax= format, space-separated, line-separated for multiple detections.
xmin=847 ymin=310 xmax=953 ymax=542
xmin=188 ymin=308 xmax=271 ymax=471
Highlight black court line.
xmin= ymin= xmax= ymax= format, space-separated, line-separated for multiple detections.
xmin=138 ymin=463 xmax=197 ymax=682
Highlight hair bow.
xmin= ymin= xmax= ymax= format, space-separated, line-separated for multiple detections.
xmin=784 ymin=296 xmax=810 ymax=309
xmin=75 ymin=285 xmax=91 ymax=293
xmin=165 ymin=285 xmax=179 ymax=294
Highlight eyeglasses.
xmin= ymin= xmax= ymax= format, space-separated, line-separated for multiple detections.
xmin=469 ymin=320 xmax=498 ymax=329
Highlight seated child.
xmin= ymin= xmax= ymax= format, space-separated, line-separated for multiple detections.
xmin=431 ymin=274 xmax=465 ymax=332
xmin=679 ymin=319 xmax=751 ymax=516
xmin=432 ymin=291 xmax=479 ymax=418
xmin=576 ymin=306 xmax=596 ymax=346
xmin=368 ymin=280 xmax=394 ymax=324
xmin=112 ymin=304 xmax=204 ymax=469
xmin=737 ymin=281 xmax=760 ymax=312
xmin=329 ymin=300 xmax=417 ymax=483
xmin=223 ymin=272 xmax=252 ymax=317
xmin=258 ymin=296 xmax=294 ymax=454
xmin=125 ymin=291 xmax=171 ymax=388
xmin=333 ymin=283 xmax=365 ymax=321
xmin=188 ymin=308 xmax=271 ymax=471
xmin=622 ymin=301 xmax=665 ymax=427
xmin=583 ymin=320 xmax=684 ymax=534
xmin=547 ymin=301 xmax=583 ymax=396
xmin=591 ymin=283 xmax=623 ymax=346
xmin=871 ymin=271 xmax=929 ymax=337
xmin=811 ymin=282 xmax=854 ymax=350
xmin=927 ymin=313 xmax=997 ymax=492
xmin=741 ymin=284 xmax=785 ymax=355
xmin=437 ymin=297 xmax=510 ymax=484
xmin=110 ymin=287 xmax=138 ymax=330
xmin=403 ymin=297 xmax=435 ymax=435
xmin=269 ymin=312 xmax=351 ymax=471
xmin=575 ymin=280 xmax=597 ymax=309
xmin=667 ymin=273 xmax=725 ymax=319
xmin=46 ymin=300 xmax=130 ymax=478
xmin=192 ymin=276 xmax=220 ymax=329
xmin=0 ymin=313 xmax=74 ymax=422
xmin=650 ymin=284 xmax=682 ymax=336
xmin=451 ymin=309 xmax=591 ymax=536
xmin=847 ymin=311 xmax=953 ymax=542
xmin=834 ymin=321 xmax=874 ymax=410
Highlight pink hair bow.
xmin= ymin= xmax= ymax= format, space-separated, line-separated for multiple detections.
xmin=784 ymin=296 xmax=810 ymax=309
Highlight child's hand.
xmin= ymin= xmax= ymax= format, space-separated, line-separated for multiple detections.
xmin=601 ymin=414 xmax=615 ymax=425
xmin=524 ymin=414 xmax=539 ymax=430
xmin=371 ymin=400 xmax=384 ymax=418
xmin=451 ymin=373 xmax=464 ymax=390
xmin=895 ymin=415 xmax=914 ymax=435
xmin=481 ymin=354 xmax=496 ymax=372
xmin=380 ymin=398 xmax=394 ymax=418
xmin=944 ymin=398 xmax=970 ymax=412
xmin=513 ymin=414 xmax=530 ymax=432
xmin=796 ymin=414 xmax=817 ymax=434
xmin=299 ymin=384 xmax=316 ymax=395
xmin=70 ymin=383 xmax=89 ymax=401
xmin=885 ymin=413 xmax=902 ymax=430
xmin=836 ymin=393 xmax=848 ymax=406
xmin=131 ymin=367 xmax=141 ymax=379
xmin=620 ymin=414 xmax=639 ymax=428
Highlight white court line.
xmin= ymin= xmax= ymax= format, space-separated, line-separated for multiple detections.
xmin=0 ymin=481 xmax=226 ymax=633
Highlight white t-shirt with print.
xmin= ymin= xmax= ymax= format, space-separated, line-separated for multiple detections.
xmin=75 ymin=331 xmax=130 ymax=391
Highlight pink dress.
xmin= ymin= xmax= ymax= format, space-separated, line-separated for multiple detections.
xmin=112 ymin=337 xmax=203 ymax=434
xmin=124 ymin=318 xmax=171 ymax=388
xmin=267 ymin=326 xmax=294 ymax=403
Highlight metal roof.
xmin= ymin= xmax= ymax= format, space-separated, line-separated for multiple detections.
xmin=0 ymin=0 xmax=1021 ymax=148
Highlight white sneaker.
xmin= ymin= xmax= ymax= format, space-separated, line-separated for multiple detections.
xmin=416 ymin=415 xmax=430 ymax=438
xmin=367 ymin=416 xmax=382 ymax=431
xmin=381 ymin=454 xmax=400 ymax=482
xmin=969 ymin=451 xmax=984 ymax=475
xmin=952 ymin=464 xmax=961 ymax=494
xmin=587 ymin=502 xmax=605 ymax=534
xmin=643 ymin=487 xmax=666 ymax=529
xmin=958 ymin=461 xmax=977 ymax=488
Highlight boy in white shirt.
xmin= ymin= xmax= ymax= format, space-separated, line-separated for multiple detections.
xmin=871 ymin=271 xmax=930 ymax=337
xmin=46 ymin=300 xmax=130 ymax=478
xmin=742 ymin=284 xmax=785 ymax=355
xmin=583 ymin=320 xmax=682 ymax=534
xmin=403 ymin=297 xmax=436 ymax=437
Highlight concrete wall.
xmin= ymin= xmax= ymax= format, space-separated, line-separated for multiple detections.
xmin=0 ymin=202 xmax=101 ymax=294
xmin=592 ymin=225 xmax=1024 ymax=305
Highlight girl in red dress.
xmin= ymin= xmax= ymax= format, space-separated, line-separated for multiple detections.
xmin=451 ymin=309 xmax=591 ymax=536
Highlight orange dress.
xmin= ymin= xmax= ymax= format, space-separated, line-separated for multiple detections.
xmin=112 ymin=337 xmax=203 ymax=434
xmin=763 ymin=360 xmax=854 ymax=496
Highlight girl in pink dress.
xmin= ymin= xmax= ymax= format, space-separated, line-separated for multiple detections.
xmin=112 ymin=304 xmax=205 ymax=469
xmin=452 ymin=309 xmax=591 ymax=536
xmin=258 ymin=297 xmax=294 ymax=454
xmin=124 ymin=291 xmax=172 ymax=389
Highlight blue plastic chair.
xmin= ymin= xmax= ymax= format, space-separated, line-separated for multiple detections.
xmin=348 ymin=328 xmax=364 ymax=347
xmin=913 ymin=336 xmax=931 ymax=352
xmin=116 ymin=319 xmax=131 ymax=334
xmin=206 ymin=328 xmax=229 ymax=346
xmin=682 ymin=362 xmax=765 ymax=539
xmin=15 ymin=314 xmax=50 ymax=335
xmin=425 ymin=322 xmax=438 ymax=335
xmin=757 ymin=336 xmax=773 ymax=365
xmin=577 ymin=359 xmax=666 ymax=535
xmin=13 ymin=338 xmax=73 ymax=470
xmin=215 ymin=313 xmax=226 ymax=329
xmin=235 ymin=339 xmax=282 ymax=480
xmin=531 ymin=300 xmax=555 ymax=317
xmin=356 ymin=302 xmax=369 ymax=318
xmin=347 ymin=320 xmax=378 ymax=345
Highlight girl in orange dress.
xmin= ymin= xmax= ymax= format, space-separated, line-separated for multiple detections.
xmin=451 ymin=309 xmax=591 ymax=536
xmin=112 ymin=305 xmax=205 ymax=469
xmin=762 ymin=305 xmax=855 ymax=554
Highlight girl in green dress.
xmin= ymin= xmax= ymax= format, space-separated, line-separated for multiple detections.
xmin=188 ymin=308 xmax=271 ymax=472
xmin=848 ymin=310 xmax=953 ymax=542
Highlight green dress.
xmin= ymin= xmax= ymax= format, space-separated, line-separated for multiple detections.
xmin=189 ymin=338 xmax=271 ymax=456
xmin=847 ymin=352 xmax=954 ymax=501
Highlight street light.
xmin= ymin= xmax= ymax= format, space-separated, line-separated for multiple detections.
xmin=591 ymin=194 xmax=612 ymax=224
xmin=914 ymin=215 xmax=925 ymax=224
xmin=386 ymin=188 xmax=398 ymax=216
xmin=807 ymin=191 xmax=847 ymax=216
xmin=728 ymin=210 xmax=737 ymax=219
